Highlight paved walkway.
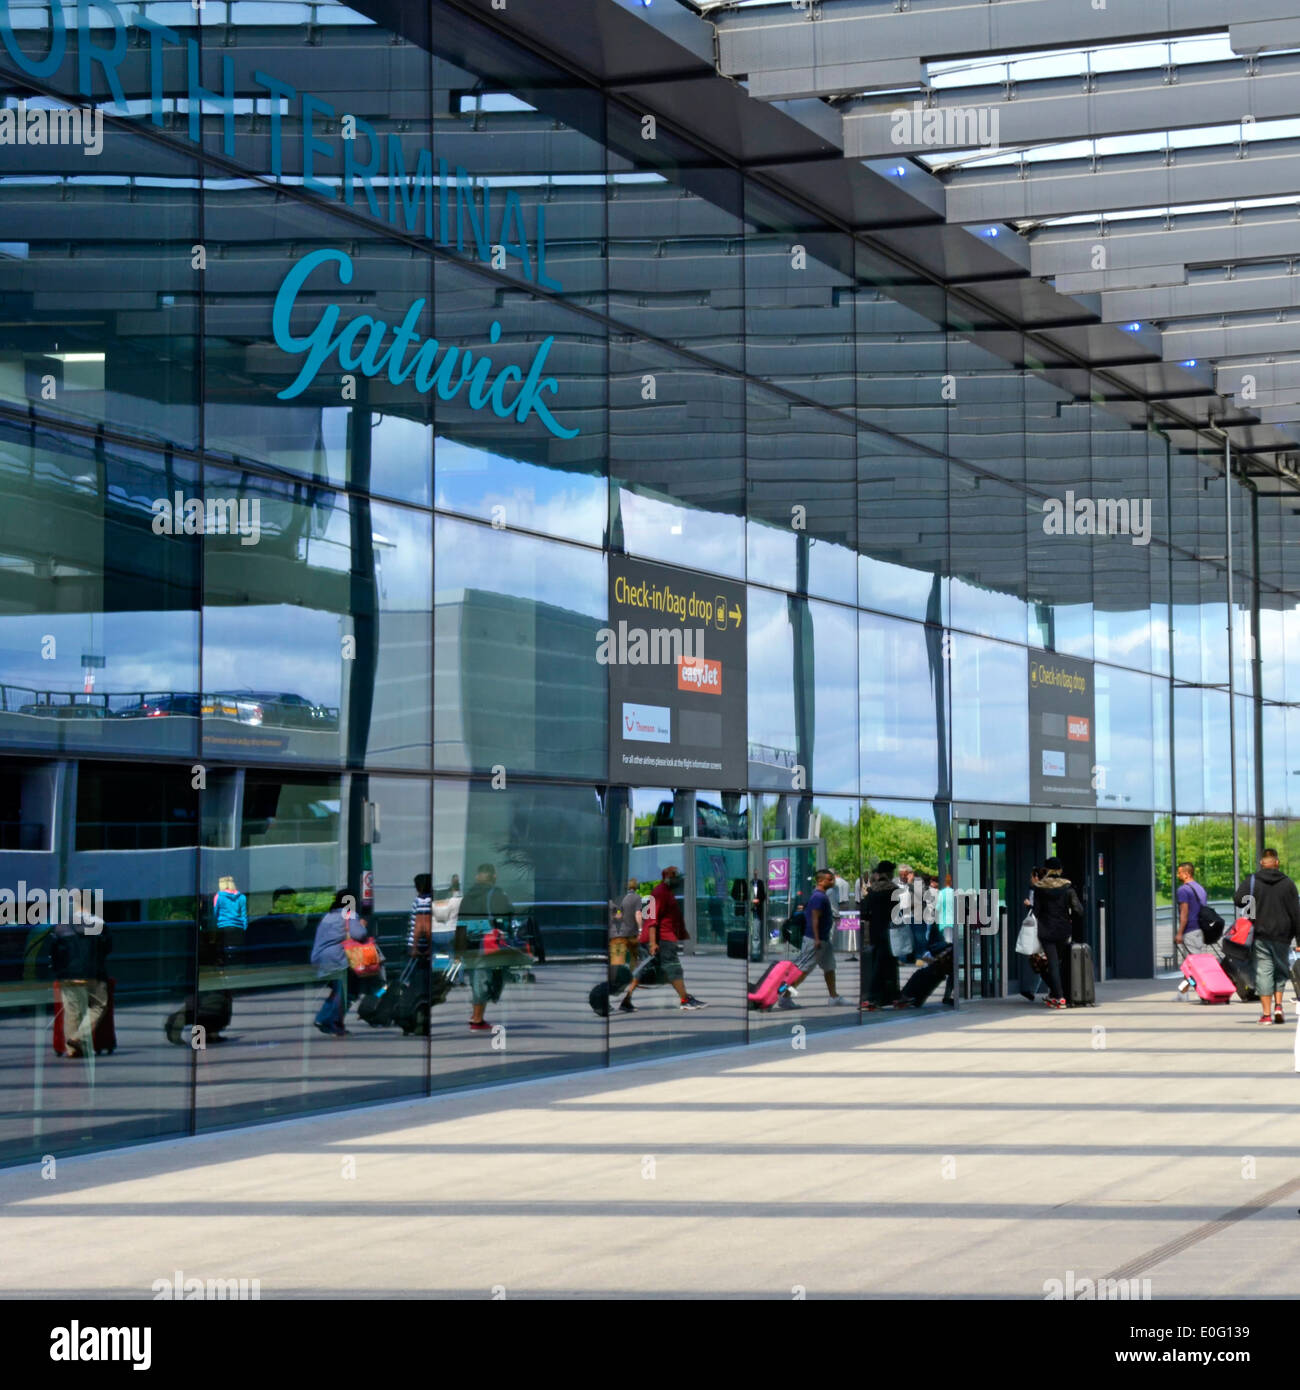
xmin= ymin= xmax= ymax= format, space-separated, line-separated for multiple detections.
xmin=3 ymin=979 xmax=1299 ymax=1299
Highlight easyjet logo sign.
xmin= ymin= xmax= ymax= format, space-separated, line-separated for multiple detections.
xmin=1068 ymin=716 xmax=1090 ymax=742
xmin=678 ymin=657 xmax=722 ymax=695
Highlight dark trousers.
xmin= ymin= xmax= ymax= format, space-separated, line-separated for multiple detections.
xmin=861 ymin=943 xmax=900 ymax=1005
xmin=1042 ymin=940 xmax=1070 ymax=1000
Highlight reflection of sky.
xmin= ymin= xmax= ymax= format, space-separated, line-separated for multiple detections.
xmin=952 ymin=637 xmax=1028 ymax=803
xmin=436 ymin=439 xmax=606 ymax=548
xmin=747 ymin=588 xmax=859 ymax=790
xmin=0 ymin=613 xmax=197 ymax=703
xmin=435 ymin=514 xmax=605 ymax=620
xmin=619 ymin=489 xmax=745 ymax=581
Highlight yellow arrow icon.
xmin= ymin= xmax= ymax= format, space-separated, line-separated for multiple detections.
xmin=730 ymin=604 xmax=742 ymax=626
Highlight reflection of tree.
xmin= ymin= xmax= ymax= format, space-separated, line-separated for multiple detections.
xmin=765 ymin=804 xmax=938 ymax=881
xmin=1157 ymin=816 xmax=1236 ymax=902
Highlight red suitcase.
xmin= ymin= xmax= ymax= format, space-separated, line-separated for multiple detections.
xmin=1181 ymin=952 xmax=1234 ymax=1004
xmin=52 ymin=979 xmax=116 ymax=1055
xmin=748 ymin=959 xmax=801 ymax=1010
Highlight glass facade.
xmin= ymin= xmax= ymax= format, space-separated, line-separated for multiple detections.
xmin=0 ymin=0 xmax=1295 ymax=1163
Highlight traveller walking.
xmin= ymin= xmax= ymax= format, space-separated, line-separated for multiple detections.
xmin=612 ymin=877 xmax=642 ymax=970
xmin=618 ymin=865 xmax=707 ymax=1012
xmin=1032 ymin=858 xmax=1082 ymax=1010
xmin=1233 ymin=848 xmax=1300 ymax=1025
xmin=1175 ymin=861 xmax=1222 ymax=956
xmin=782 ymin=869 xmax=851 ymax=1007
xmin=50 ymin=909 xmax=112 ymax=1059
xmin=458 ymin=863 xmax=515 ymax=1034
xmin=310 ymin=889 xmax=368 ymax=1036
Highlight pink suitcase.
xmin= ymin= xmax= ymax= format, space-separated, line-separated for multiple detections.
xmin=1182 ymin=952 xmax=1234 ymax=1004
xmin=748 ymin=959 xmax=801 ymax=1010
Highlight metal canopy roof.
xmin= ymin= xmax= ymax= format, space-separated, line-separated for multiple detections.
xmin=663 ymin=0 xmax=1300 ymax=483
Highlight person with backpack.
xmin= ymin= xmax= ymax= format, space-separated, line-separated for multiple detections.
xmin=616 ymin=865 xmax=707 ymax=1012
xmin=1233 ymin=848 xmax=1300 ymax=1025
xmin=1032 ymin=857 xmax=1083 ymax=1010
xmin=781 ymin=869 xmax=852 ymax=1008
xmin=1174 ymin=861 xmax=1223 ymax=957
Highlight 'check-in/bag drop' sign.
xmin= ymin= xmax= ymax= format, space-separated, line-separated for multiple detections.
xmin=1028 ymin=653 xmax=1096 ymax=807
xmin=605 ymin=556 xmax=747 ymax=789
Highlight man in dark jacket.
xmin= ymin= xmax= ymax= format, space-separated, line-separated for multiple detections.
xmin=859 ymin=861 xmax=901 ymax=1010
xmin=1234 ymin=848 xmax=1300 ymax=1025
xmin=1032 ymin=857 xmax=1082 ymax=1010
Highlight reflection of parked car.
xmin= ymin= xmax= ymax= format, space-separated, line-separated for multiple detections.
xmin=117 ymin=694 xmax=201 ymax=719
xmin=206 ymin=690 xmax=338 ymax=731
xmin=17 ymin=702 xmax=106 ymax=719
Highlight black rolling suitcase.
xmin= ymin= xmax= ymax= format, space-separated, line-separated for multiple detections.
xmin=589 ymin=964 xmax=633 ymax=1017
xmin=1068 ymin=943 xmax=1097 ymax=1007
xmin=1219 ymin=939 xmax=1258 ymax=1002
xmin=358 ymin=979 xmax=400 ymax=1027
xmin=165 ymin=990 xmax=233 ymax=1044
xmin=899 ymin=949 xmax=953 ymax=1006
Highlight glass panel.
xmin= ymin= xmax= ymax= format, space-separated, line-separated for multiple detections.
xmin=193 ymin=773 xmax=429 ymax=1132
xmin=432 ymin=777 xmax=607 ymax=1086
xmin=434 ymin=516 xmax=606 ymax=779
xmin=610 ymin=338 xmax=745 ymax=580
xmin=0 ymin=95 xmax=199 ymax=450
xmin=859 ymin=609 xmax=945 ymax=800
xmin=951 ymin=634 xmax=1029 ymax=805
xmin=0 ymin=419 xmax=201 ymax=757
xmin=201 ymin=470 xmax=432 ymax=769
xmin=1094 ymin=664 xmax=1155 ymax=812
xmin=746 ymin=587 xmax=858 ymax=795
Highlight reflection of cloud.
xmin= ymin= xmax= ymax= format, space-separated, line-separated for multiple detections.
xmin=434 ymin=514 xmax=605 ymax=620
xmin=436 ymin=441 xmax=606 ymax=548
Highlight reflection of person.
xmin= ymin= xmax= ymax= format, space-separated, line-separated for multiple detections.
xmin=1017 ymin=867 xmax=1047 ymax=1002
xmin=859 ymin=862 xmax=900 ymax=1010
xmin=783 ymin=869 xmax=851 ymax=1007
xmin=51 ymin=910 xmax=111 ymax=1059
xmin=618 ymin=866 xmax=707 ymax=1012
xmin=611 ymin=878 xmax=642 ymax=970
xmin=458 ymin=863 xmax=515 ymax=1034
xmin=1234 ymin=848 xmax=1300 ymax=1026
xmin=213 ymin=876 xmax=248 ymax=931
xmin=310 ymin=889 xmax=367 ymax=1037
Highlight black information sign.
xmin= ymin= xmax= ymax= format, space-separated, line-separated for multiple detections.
xmin=606 ymin=556 xmax=747 ymax=790
xmin=1028 ymin=651 xmax=1096 ymax=807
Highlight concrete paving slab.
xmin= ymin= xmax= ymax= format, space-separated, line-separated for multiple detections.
xmin=1 ymin=979 xmax=1298 ymax=1299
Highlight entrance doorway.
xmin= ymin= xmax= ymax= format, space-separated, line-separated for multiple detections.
xmin=953 ymin=817 xmax=1154 ymax=997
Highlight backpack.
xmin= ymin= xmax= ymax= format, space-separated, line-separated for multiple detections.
xmin=1226 ymin=874 xmax=1256 ymax=950
xmin=780 ymin=908 xmax=806 ymax=949
xmin=1193 ymin=884 xmax=1225 ymax=944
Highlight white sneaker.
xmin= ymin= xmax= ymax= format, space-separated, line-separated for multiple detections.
xmin=828 ymin=995 xmax=852 ymax=1006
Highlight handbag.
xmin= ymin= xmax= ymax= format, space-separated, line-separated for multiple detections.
xmin=344 ymin=937 xmax=383 ymax=977
xmin=1225 ymin=874 xmax=1256 ymax=950
xmin=888 ymin=924 xmax=912 ymax=959
xmin=1015 ymin=910 xmax=1040 ymax=957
